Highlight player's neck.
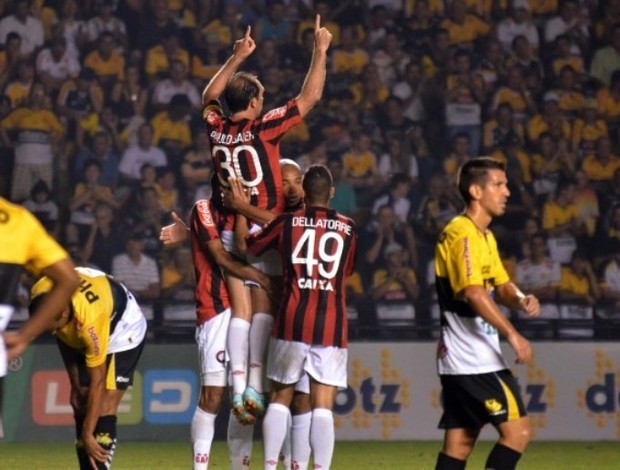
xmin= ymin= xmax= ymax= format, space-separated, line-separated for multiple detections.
xmin=464 ymin=207 xmax=492 ymax=233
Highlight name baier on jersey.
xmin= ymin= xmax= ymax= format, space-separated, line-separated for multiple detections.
xmin=247 ymin=206 xmax=358 ymax=348
xmin=203 ymin=98 xmax=302 ymax=217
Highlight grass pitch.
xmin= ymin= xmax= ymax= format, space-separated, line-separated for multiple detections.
xmin=1 ymin=441 xmax=619 ymax=469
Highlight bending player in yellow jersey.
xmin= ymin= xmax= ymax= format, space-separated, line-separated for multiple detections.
xmin=29 ymin=267 xmax=147 ymax=470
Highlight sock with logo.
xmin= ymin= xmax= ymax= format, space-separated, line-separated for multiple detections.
xmin=94 ymin=415 xmax=117 ymax=469
xmin=291 ymin=411 xmax=312 ymax=470
xmin=485 ymin=443 xmax=522 ymax=470
xmin=435 ymin=452 xmax=466 ymax=470
xmin=247 ymin=313 xmax=273 ymax=393
xmin=227 ymin=411 xmax=253 ymax=470
xmin=191 ymin=407 xmax=216 ymax=470
xmin=279 ymin=410 xmax=292 ymax=469
xmin=310 ymin=408 xmax=335 ymax=469
xmin=228 ymin=318 xmax=251 ymax=395
xmin=262 ymin=403 xmax=290 ymax=470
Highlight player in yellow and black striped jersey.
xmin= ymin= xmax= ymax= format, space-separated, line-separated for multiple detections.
xmin=434 ymin=158 xmax=541 ymax=470
xmin=29 ymin=267 xmax=147 ymax=470
xmin=0 ymin=196 xmax=79 ymax=368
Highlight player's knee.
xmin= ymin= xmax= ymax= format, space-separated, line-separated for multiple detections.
xmin=198 ymin=387 xmax=225 ymax=413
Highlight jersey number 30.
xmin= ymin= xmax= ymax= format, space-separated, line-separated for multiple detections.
xmin=292 ymin=229 xmax=344 ymax=279
xmin=212 ymin=144 xmax=263 ymax=191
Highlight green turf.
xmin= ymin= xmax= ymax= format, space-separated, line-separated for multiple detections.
xmin=1 ymin=441 xmax=619 ymax=469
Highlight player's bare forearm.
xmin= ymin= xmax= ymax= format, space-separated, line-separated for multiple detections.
xmin=297 ymin=15 xmax=332 ymax=117
xmin=462 ymin=285 xmax=518 ymax=337
xmin=81 ymin=364 xmax=109 ymax=463
xmin=496 ymin=282 xmax=540 ymax=316
xmin=202 ymin=26 xmax=255 ymax=104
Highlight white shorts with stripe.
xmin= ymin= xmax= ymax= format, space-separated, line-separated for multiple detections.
xmin=267 ymin=338 xmax=348 ymax=389
xmin=195 ymin=308 xmax=231 ymax=386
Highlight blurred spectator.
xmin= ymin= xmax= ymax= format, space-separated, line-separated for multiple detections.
xmin=507 ymin=34 xmax=544 ymax=81
xmin=361 ymin=204 xmax=418 ymax=273
xmin=83 ymin=202 xmax=124 ymax=273
xmin=554 ymin=65 xmax=585 ymax=120
xmin=137 ymin=0 xmax=179 ymax=51
xmin=496 ymin=0 xmax=539 ymax=54
xmin=527 ymin=91 xmax=571 ymax=144
xmin=416 ymin=172 xmax=459 ymax=246
xmin=581 ymin=137 xmax=620 ymax=192
xmin=377 ymin=136 xmax=420 ymax=186
xmin=589 ymin=24 xmax=620 ymax=87
xmin=351 ymin=63 xmax=390 ymax=117
xmin=35 ymin=35 xmax=80 ymax=96
xmin=0 ymin=32 xmax=23 ymax=91
xmin=594 ymin=203 xmax=620 ymax=270
xmin=150 ymin=93 xmax=192 ymax=166
xmin=296 ymin=141 xmax=329 ymax=173
xmin=22 ymin=179 xmax=59 ymax=236
xmin=378 ymin=96 xmax=418 ymax=157
xmin=444 ymin=49 xmax=484 ymax=154
xmin=86 ymin=0 xmax=128 ymax=51
xmin=371 ymin=29 xmax=410 ymax=88
xmin=111 ymin=232 xmax=161 ymax=303
xmin=150 ymin=59 xmax=201 ymax=113
xmin=571 ymin=98 xmax=608 ymax=159
xmin=331 ymin=24 xmax=369 ymax=91
xmin=558 ymin=250 xmax=600 ymax=338
xmin=550 ymin=34 xmax=586 ymax=81
xmin=573 ymin=169 xmax=600 ymax=239
xmin=181 ymin=129 xmax=212 ymax=203
xmin=124 ymin=185 xmax=165 ymax=258
xmin=440 ymin=0 xmax=490 ymax=49
xmin=156 ymin=167 xmax=180 ymax=213
xmin=371 ymin=173 xmax=414 ymax=226
xmin=595 ymin=70 xmax=620 ymax=135
xmin=491 ymin=64 xmax=536 ymax=124
xmin=191 ymin=32 xmax=225 ymax=84
xmin=601 ymin=249 xmax=620 ymax=313
xmin=110 ymin=63 xmax=148 ymax=145
xmin=516 ymin=232 xmax=561 ymax=320
xmin=69 ymin=158 xmax=120 ymax=244
xmin=442 ymin=132 xmax=473 ymax=202
xmin=542 ymin=179 xmax=584 ymax=264
xmin=543 ymin=0 xmax=590 ymax=54
xmin=403 ymin=0 xmax=440 ymax=53
xmin=477 ymin=38 xmax=505 ymax=94
xmin=391 ymin=60 xmax=427 ymax=124
xmin=52 ymin=0 xmax=88 ymax=60
xmin=118 ymin=123 xmax=167 ymax=183
xmin=3 ymin=59 xmax=35 ymax=109
xmin=0 ymin=82 xmax=63 ymax=202
xmin=73 ymin=130 xmax=120 ymax=188
xmin=482 ymin=102 xmax=525 ymax=153
xmin=371 ymin=242 xmax=420 ymax=334
xmin=161 ymin=246 xmax=195 ymax=301
xmin=326 ymin=156 xmax=357 ymax=219
xmin=342 ymin=131 xmax=378 ymax=200
xmin=0 ymin=0 xmax=44 ymax=57
xmin=83 ymin=31 xmax=125 ymax=93
xmin=252 ymin=1 xmax=291 ymax=45
xmin=145 ymin=31 xmax=190 ymax=82
xmin=530 ymin=133 xmax=575 ymax=201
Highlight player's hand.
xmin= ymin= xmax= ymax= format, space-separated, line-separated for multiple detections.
xmin=223 ymin=177 xmax=250 ymax=209
xmin=233 ymin=26 xmax=256 ymax=59
xmin=519 ymin=294 xmax=540 ymax=317
xmin=3 ymin=331 xmax=29 ymax=361
xmin=159 ymin=211 xmax=188 ymax=245
xmin=507 ymin=331 xmax=533 ymax=364
xmin=82 ymin=434 xmax=109 ymax=468
xmin=314 ymin=15 xmax=333 ymax=53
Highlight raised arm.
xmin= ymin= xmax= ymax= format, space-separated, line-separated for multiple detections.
xmin=202 ymin=26 xmax=256 ymax=105
xmin=296 ymin=15 xmax=333 ymax=118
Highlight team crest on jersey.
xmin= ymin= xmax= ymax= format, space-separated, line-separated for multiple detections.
xmin=197 ymin=201 xmax=214 ymax=226
xmin=262 ymin=105 xmax=286 ymax=122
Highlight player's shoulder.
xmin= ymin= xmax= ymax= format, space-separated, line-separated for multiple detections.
xmin=260 ymin=98 xmax=299 ymax=123
xmin=440 ymin=214 xmax=473 ymax=240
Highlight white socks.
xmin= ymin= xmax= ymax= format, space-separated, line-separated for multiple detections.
xmin=191 ymin=407 xmax=216 ymax=470
xmin=279 ymin=410 xmax=292 ymax=469
xmin=228 ymin=318 xmax=251 ymax=395
xmin=291 ymin=412 xmax=312 ymax=470
xmin=227 ymin=412 xmax=253 ymax=470
xmin=310 ymin=408 xmax=334 ymax=470
xmin=248 ymin=313 xmax=273 ymax=393
xmin=262 ymin=403 xmax=290 ymax=470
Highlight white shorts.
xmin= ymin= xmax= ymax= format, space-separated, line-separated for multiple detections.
xmin=196 ymin=308 xmax=231 ymax=386
xmin=0 ymin=305 xmax=13 ymax=377
xmin=295 ymin=372 xmax=310 ymax=394
xmin=267 ymin=338 xmax=348 ymax=389
xmin=108 ymin=287 xmax=147 ymax=355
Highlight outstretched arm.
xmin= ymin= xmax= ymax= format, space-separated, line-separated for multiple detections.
xmin=202 ymin=26 xmax=256 ymax=104
xmin=296 ymin=15 xmax=333 ymax=118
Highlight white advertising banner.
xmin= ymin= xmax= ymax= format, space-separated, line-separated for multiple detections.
xmin=334 ymin=342 xmax=620 ymax=441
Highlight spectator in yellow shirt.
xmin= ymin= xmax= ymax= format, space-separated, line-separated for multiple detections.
xmin=83 ymin=31 xmax=125 ymax=93
xmin=581 ymin=137 xmax=620 ymax=189
xmin=571 ymin=98 xmax=608 ymax=158
xmin=440 ymin=0 xmax=491 ymax=49
xmin=150 ymin=93 xmax=192 ymax=164
xmin=342 ymin=131 xmax=377 ymax=193
xmin=490 ymin=64 xmax=536 ymax=122
xmin=482 ymin=102 xmax=525 ymax=153
xmin=527 ymin=91 xmax=571 ymax=144
xmin=144 ymin=31 xmax=190 ymax=82
xmin=596 ymin=70 xmax=620 ymax=128
xmin=331 ymin=25 xmax=369 ymax=86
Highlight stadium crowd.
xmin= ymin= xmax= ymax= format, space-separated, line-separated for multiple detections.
xmin=2 ymin=0 xmax=620 ymax=340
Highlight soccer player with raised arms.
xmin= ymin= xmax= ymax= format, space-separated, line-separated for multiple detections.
xmin=200 ymin=16 xmax=332 ymax=423
xmin=434 ymin=157 xmax=540 ymax=470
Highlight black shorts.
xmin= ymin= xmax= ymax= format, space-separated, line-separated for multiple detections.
xmin=75 ymin=337 xmax=146 ymax=391
xmin=438 ymin=369 xmax=527 ymax=430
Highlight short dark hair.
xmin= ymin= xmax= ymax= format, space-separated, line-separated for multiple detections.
xmin=457 ymin=157 xmax=506 ymax=203
xmin=303 ymin=165 xmax=333 ymax=204
xmin=225 ymin=72 xmax=261 ymax=114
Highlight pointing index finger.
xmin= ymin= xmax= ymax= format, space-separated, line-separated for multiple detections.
xmin=315 ymin=14 xmax=321 ymax=31
xmin=245 ymin=25 xmax=251 ymax=38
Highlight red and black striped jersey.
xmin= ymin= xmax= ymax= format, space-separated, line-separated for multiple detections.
xmin=189 ymin=200 xmax=229 ymax=325
xmin=247 ymin=206 xmax=358 ymax=348
xmin=203 ymin=98 xmax=303 ymax=228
